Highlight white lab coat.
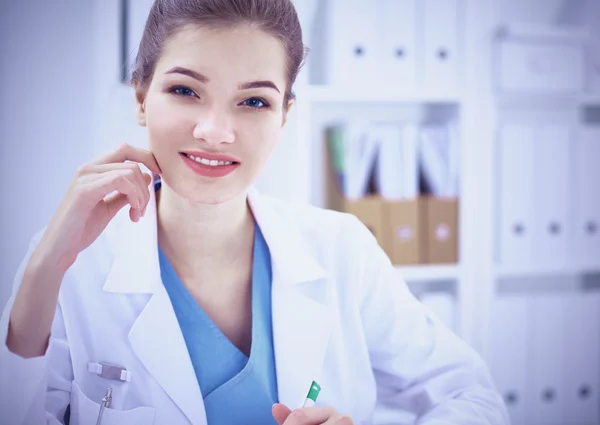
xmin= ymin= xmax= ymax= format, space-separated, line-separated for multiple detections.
xmin=0 ymin=186 xmax=509 ymax=425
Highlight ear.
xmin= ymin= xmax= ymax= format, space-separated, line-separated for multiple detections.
xmin=133 ymin=81 xmax=147 ymax=127
xmin=281 ymin=99 xmax=295 ymax=127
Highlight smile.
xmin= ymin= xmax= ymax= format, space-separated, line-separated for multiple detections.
xmin=183 ymin=153 xmax=237 ymax=167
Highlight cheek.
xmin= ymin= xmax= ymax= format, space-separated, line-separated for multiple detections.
xmin=239 ymin=114 xmax=282 ymax=153
xmin=146 ymin=101 xmax=193 ymax=148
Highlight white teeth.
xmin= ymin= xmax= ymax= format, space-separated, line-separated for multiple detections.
xmin=186 ymin=154 xmax=234 ymax=166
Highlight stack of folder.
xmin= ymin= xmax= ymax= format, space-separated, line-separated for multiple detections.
xmin=324 ymin=120 xmax=460 ymax=266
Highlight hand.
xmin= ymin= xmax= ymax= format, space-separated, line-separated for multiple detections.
xmin=38 ymin=143 xmax=161 ymax=271
xmin=272 ymin=403 xmax=354 ymax=425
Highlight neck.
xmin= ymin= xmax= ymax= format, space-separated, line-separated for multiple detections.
xmin=156 ymin=182 xmax=255 ymax=284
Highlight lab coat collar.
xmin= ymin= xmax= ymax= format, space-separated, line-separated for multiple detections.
xmin=102 ymin=185 xmax=328 ymax=294
xmin=246 ymin=186 xmax=328 ymax=284
xmin=102 ymin=185 xmax=332 ymax=418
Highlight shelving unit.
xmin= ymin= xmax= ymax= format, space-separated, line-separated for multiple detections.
xmin=495 ymin=264 xmax=600 ymax=281
xmin=396 ymin=264 xmax=460 ymax=282
xmin=304 ymin=85 xmax=463 ymax=105
xmin=274 ymin=0 xmax=498 ymax=350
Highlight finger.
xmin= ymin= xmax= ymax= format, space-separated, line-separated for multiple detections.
xmin=92 ymin=143 xmax=162 ymax=175
xmin=86 ymin=165 xmax=151 ymax=210
xmin=84 ymin=162 xmax=150 ymax=195
xmin=79 ymin=162 xmax=154 ymax=181
xmin=104 ymin=192 xmax=130 ymax=220
xmin=273 ymin=404 xmax=292 ymax=425
xmin=281 ymin=406 xmax=338 ymax=425
xmin=85 ymin=169 xmax=145 ymax=212
xmin=322 ymin=414 xmax=354 ymax=425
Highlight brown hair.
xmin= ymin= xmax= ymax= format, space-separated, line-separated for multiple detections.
xmin=130 ymin=0 xmax=307 ymax=106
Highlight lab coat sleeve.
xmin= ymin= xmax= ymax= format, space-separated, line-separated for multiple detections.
xmin=348 ymin=216 xmax=509 ymax=425
xmin=0 ymin=230 xmax=73 ymax=425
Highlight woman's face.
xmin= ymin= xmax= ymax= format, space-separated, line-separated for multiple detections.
xmin=135 ymin=24 xmax=291 ymax=204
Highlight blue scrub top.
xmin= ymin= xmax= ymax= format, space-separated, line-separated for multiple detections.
xmin=156 ymin=182 xmax=279 ymax=424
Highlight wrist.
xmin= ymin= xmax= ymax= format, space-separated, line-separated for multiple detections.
xmin=29 ymin=240 xmax=74 ymax=278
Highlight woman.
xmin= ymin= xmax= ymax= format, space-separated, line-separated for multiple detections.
xmin=0 ymin=0 xmax=509 ymax=424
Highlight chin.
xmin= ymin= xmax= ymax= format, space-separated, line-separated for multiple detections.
xmin=162 ymin=172 xmax=250 ymax=206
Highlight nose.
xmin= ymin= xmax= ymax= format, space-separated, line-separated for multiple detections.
xmin=192 ymin=111 xmax=235 ymax=146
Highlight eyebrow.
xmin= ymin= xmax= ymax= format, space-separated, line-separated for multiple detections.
xmin=165 ymin=67 xmax=208 ymax=83
xmin=165 ymin=66 xmax=281 ymax=94
xmin=238 ymin=80 xmax=281 ymax=94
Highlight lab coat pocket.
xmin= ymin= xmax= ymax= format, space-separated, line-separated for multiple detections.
xmin=70 ymin=381 xmax=155 ymax=425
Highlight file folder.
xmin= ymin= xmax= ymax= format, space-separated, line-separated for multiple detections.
xmin=419 ymin=125 xmax=448 ymax=196
xmin=373 ymin=123 xmax=405 ymax=200
xmin=400 ymin=124 xmax=420 ymax=199
xmin=486 ymin=294 xmax=529 ymax=425
xmin=326 ymin=0 xmax=377 ymax=87
xmin=375 ymin=0 xmax=418 ymax=91
xmin=563 ymin=292 xmax=600 ymax=425
xmin=497 ymin=124 xmax=535 ymax=267
xmin=572 ymin=126 xmax=600 ymax=267
xmin=528 ymin=294 xmax=568 ymax=424
xmin=420 ymin=0 xmax=460 ymax=91
xmin=374 ymin=123 xmax=419 ymax=200
xmin=531 ymin=124 xmax=571 ymax=267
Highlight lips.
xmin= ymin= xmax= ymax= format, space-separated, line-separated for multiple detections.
xmin=180 ymin=152 xmax=239 ymax=178
xmin=180 ymin=150 xmax=240 ymax=164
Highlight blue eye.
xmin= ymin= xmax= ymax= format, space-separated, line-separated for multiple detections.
xmin=169 ymin=86 xmax=197 ymax=97
xmin=243 ymin=97 xmax=270 ymax=109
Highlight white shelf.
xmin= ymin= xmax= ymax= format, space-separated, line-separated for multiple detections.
xmin=302 ymin=85 xmax=463 ymax=104
xmin=496 ymin=92 xmax=600 ymax=107
xmin=395 ymin=264 xmax=460 ymax=282
xmin=495 ymin=264 xmax=600 ymax=280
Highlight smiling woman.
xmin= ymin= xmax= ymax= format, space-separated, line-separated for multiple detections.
xmin=1 ymin=1 xmax=509 ymax=425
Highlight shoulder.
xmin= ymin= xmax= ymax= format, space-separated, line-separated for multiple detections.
xmin=258 ymin=194 xmax=387 ymax=267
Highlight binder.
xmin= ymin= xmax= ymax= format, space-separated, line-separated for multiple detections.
xmin=420 ymin=0 xmax=460 ymax=91
xmin=497 ymin=124 xmax=535 ymax=267
xmin=531 ymin=124 xmax=571 ymax=267
xmin=572 ymin=127 xmax=600 ymax=267
xmin=486 ymin=295 xmax=529 ymax=425
xmin=326 ymin=0 xmax=377 ymax=87
xmin=528 ymin=294 xmax=568 ymax=424
xmin=375 ymin=0 xmax=418 ymax=91
xmin=563 ymin=292 xmax=600 ymax=425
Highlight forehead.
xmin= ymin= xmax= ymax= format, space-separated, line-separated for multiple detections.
xmin=154 ymin=24 xmax=288 ymax=87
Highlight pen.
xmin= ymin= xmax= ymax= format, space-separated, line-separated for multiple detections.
xmin=95 ymin=388 xmax=112 ymax=425
xmin=302 ymin=381 xmax=321 ymax=408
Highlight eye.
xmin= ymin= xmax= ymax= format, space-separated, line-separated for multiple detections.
xmin=242 ymin=97 xmax=270 ymax=110
xmin=169 ymin=85 xmax=198 ymax=98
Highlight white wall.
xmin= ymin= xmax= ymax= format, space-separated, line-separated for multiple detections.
xmin=0 ymin=0 xmax=96 ymax=307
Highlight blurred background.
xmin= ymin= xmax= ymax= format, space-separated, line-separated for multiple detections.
xmin=1 ymin=0 xmax=599 ymax=424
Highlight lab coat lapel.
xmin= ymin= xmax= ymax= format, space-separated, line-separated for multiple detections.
xmin=248 ymin=189 xmax=333 ymax=409
xmin=103 ymin=188 xmax=207 ymax=425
